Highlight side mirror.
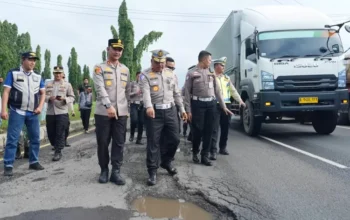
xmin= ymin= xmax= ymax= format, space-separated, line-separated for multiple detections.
xmin=332 ymin=44 xmax=339 ymax=53
xmin=345 ymin=25 xmax=350 ymax=33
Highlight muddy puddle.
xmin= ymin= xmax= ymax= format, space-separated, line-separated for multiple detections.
xmin=132 ymin=196 xmax=212 ymax=220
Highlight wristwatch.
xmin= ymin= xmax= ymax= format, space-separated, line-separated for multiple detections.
xmin=104 ymin=103 xmax=111 ymax=109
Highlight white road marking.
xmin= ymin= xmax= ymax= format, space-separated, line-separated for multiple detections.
xmin=259 ymin=135 xmax=348 ymax=169
xmin=337 ymin=125 xmax=350 ymax=130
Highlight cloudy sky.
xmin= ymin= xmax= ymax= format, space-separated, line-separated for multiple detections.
xmin=0 ymin=0 xmax=350 ymax=86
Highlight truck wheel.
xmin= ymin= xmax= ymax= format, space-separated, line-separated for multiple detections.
xmin=312 ymin=111 xmax=338 ymax=135
xmin=242 ymin=99 xmax=262 ymax=136
xmin=338 ymin=112 xmax=349 ymax=125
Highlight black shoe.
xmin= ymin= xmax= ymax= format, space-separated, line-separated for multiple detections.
xmin=160 ymin=163 xmax=177 ymax=176
xmin=209 ymin=153 xmax=217 ymax=160
xmin=135 ymin=139 xmax=144 ymax=145
xmin=129 ymin=136 xmax=134 ymax=142
xmin=147 ymin=173 xmax=157 ymax=186
xmin=110 ymin=169 xmax=126 ymax=185
xmin=219 ymin=149 xmax=229 ymax=155
xmin=29 ymin=162 xmax=45 ymax=170
xmin=52 ymin=152 xmax=62 ymax=161
xmin=183 ymin=132 xmax=187 ymax=137
xmin=99 ymin=169 xmax=109 ymax=184
xmin=65 ymin=142 xmax=71 ymax=147
xmin=201 ymin=157 xmax=213 ymax=166
xmin=192 ymin=154 xmax=200 ymax=164
xmin=4 ymin=167 xmax=13 ymax=176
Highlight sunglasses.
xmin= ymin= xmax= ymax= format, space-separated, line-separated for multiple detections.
xmin=167 ymin=66 xmax=175 ymax=70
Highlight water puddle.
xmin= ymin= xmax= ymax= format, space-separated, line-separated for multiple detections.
xmin=132 ymin=196 xmax=212 ymax=220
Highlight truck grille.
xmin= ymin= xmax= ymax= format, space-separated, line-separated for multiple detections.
xmin=275 ymin=75 xmax=338 ymax=92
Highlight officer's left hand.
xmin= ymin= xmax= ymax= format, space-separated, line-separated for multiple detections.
xmin=239 ymin=100 xmax=246 ymax=108
xmin=34 ymin=107 xmax=42 ymax=115
xmin=181 ymin=112 xmax=188 ymax=121
xmin=223 ymin=108 xmax=233 ymax=116
xmin=72 ymin=112 xmax=76 ymax=117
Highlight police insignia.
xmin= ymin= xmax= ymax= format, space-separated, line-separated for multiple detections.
xmin=158 ymin=50 xmax=163 ymax=57
xmin=106 ymin=80 xmax=112 ymax=86
xmin=95 ymin=66 xmax=102 ymax=74
xmin=153 ymin=85 xmax=159 ymax=92
xmin=122 ymin=81 xmax=127 ymax=87
xmin=140 ymin=74 xmax=145 ymax=80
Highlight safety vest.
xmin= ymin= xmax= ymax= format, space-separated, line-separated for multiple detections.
xmin=216 ymin=74 xmax=231 ymax=103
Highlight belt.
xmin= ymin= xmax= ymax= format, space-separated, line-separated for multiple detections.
xmin=154 ymin=103 xmax=173 ymax=110
xmin=131 ymin=101 xmax=141 ymax=104
xmin=192 ymin=96 xmax=215 ymax=102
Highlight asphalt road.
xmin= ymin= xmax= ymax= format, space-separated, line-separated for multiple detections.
xmin=211 ymin=121 xmax=350 ymax=220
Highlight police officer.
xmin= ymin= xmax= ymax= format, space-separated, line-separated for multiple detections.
xmin=184 ymin=50 xmax=232 ymax=166
xmin=129 ymin=71 xmax=144 ymax=144
xmin=1 ymin=51 xmax=46 ymax=176
xmin=93 ymin=39 xmax=131 ymax=185
xmin=209 ymin=57 xmax=245 ymax=160
xmin=140 ymin=49 xmax=187 ymax=186
xmin=45 ymin=66 xmax=75 ymax=161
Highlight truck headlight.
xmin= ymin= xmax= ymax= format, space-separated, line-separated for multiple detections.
xmin=261 ymin=71 xmax=274 ymax=90
xmin=338 ymin=69 xmax=346 ymax=88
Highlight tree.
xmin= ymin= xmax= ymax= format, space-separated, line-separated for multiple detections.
xmin=67 ymin=47 xmax=82 ymax=99
xmin=83 ymin=64 xmax=90 ymax=80
xmin=34 ymin=45 xmax=41 ymax=73
xmin=42 ymin=49 xmax=51 ymax=80
xmin=57 ymin=54 xmax=62 ymax=66
xmin=108 ymin=0 xmax=162 ymax=80
xmin=102 ymin=50 xmax=106 ymax=62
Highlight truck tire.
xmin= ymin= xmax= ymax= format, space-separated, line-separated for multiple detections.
xmin=338 ymin=112 xmax=349 ymax=125
xmin=312 ymin=111 xmax=338 ymax=135
xmin=242 ymin=99 xmax=262 ymax=136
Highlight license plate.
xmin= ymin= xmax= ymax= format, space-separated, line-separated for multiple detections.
xmin=299 ymin=97 xmax=318 ymax=104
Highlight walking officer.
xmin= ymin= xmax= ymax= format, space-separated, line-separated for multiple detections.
xmin=93 ymin=39 xmax=131 ymax=185
xmin=129 ymin=71 xmax=144 ymax=144
xmin=209 ymin=57 xmax=245 ymax=160
xmin=184 ymin=50 xmax=233 ymax=166
xmin=1 ymin=51 xmax=46 ymax=176
xmin=140 ymin=49 xmax=187 ymax=186
xmin=45 ymin=66 xmax=75 ymax=161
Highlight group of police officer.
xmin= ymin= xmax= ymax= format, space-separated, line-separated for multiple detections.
xmin=2 ymin=38 xmax=244 ymax=187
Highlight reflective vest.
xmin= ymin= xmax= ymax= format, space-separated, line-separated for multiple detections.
xmin=216 ymin=74 xmax=231 ymax=103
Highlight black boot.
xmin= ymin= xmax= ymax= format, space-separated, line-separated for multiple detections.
xmin=219 ymin=148 xmax=229 ymax=155
xmin=4 ymin=167 xmax=13 ymax=176
xmin=160 ymin=163 xmax=177 ymax=176
xmin=147 ymin=170 xmax=157 ymax=186
xmin=99 ymin=168 xmax=109 ymax=183
xmin=192 ymin=154 xmax=200 ymax=164
xmin=129 ymin=136 xmax=134 ymax=142
xmin=135 ymin=139 xmax=143 ymax=145
xmin=65 ymin=141 xmax=71 ymax=147
xmin=201 ymin=156 xmax=212 ymax=166
xmin=52 ymin=151 xmax=62 ymax=161
xmin=110 ymin=168 xmax=126 ymax=185
xmin=29 ymin=162 xmax=44 ymax=170
xmin=209 ymin=152 xmax=217 ymax=160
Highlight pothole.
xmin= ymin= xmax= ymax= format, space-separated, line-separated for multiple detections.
xmin=131 ymin=196 xmax=212 ymax=220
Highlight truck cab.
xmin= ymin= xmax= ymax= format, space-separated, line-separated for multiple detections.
xmin=206 ymin=5 xmax=350 ymax=136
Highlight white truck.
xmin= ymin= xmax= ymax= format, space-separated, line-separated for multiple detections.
xmin=206 ymin=5 xmax=350 ymax=136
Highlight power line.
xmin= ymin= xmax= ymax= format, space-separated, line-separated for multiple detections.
xmin=273 ymin=0 xmax=283 ymax=5
xmin=14 ymin=0 xmax=228 ymax=18
xmin=0 ymin=1 xmax=224 ymax=23
xmin=292 ymin=0 xmax=303 ymax=5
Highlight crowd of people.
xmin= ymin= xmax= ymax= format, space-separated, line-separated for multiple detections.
xmin=1 ymin=38 xmax=245 ymax=187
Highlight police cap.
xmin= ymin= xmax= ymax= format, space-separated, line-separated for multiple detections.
xmin=213 ymin=57 xmax=227 ymax=66
xmin=151 ymin=49 xmax=169 ymax=62
xmin=108 ymin=39 xmax=124 ymax=49
xmin=22 ymin=51 xmax=39 ymax=60
xmin=53 ymin=66 xmax=64 ymax=73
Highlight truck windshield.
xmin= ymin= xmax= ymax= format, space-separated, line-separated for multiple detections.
xmin=258 ymin=30 xmax=343 ymax=59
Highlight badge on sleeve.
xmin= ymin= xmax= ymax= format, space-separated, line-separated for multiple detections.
xmin=140 ymin=74 xmax=145 ymax=80
xmin=94 ymin=66 xmax=102 ymax=74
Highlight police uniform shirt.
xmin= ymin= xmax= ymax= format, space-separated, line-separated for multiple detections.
xmin=93 ymin=61 xmax=131 ymax=116
xmin=129 ymin=81 xmax=142 ymax=103
xmin=184 ymin=66 xmax=226 ymax=112
xmin=140 ymin=67 xmax=185 ymax=113
xmin=3 ymin=66 xmax=45 ymax=116
xmin=45 ymin=80 xmax=75 ymax=115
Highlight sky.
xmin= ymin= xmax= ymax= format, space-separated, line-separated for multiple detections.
xmin=0 ymin=0 xmax=350 ymax=87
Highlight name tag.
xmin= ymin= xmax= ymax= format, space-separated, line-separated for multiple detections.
xmin=121 ymin=75 xmax=127 ymax=81
xmin=209 ymin=82 xmax=213 ymax=88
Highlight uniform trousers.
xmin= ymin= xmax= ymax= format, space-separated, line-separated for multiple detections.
xmin=210 ymin=103 xmax=231 ymax=153
xmin=95 ymin=114 xmax=127 ymax=170
xmin=191 ymin=99 xmax=216 ymax=158
xmin=130 ymin=103 xmax=144 ymax=140
xmin=65 ymin=121 xmax=70 ymax=143
xmin=80 ymin=109 xmax=91 ymax=131
xmin=46 ymin=114 xmax=69 ymax=153
xmin=145 ymin=106 xmax=179 ymax=174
